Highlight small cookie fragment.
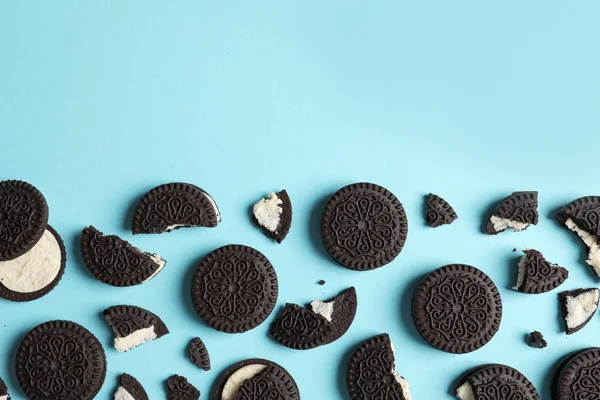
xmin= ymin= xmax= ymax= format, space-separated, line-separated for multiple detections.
xmin=0 ymin=376 xmax=9 ymax=400
xmin=514 ymin=249 xmax=569 ymax=294
xmin=132 ymin=182 xmax=220 ymax=234
xmin=103 ymin=305 xmax=169 ymax=352
xmin=115 ymin=373 xmax=149 ymax=400
xmin=188 ymin=337 xmax=211 ymax=371
xmin=526 ymin=331 xmax=547 ymax=349
xmin=166 ymin=375 xmax=199 ymax=400
xmin=486 ymin=191 xmax=538 ymax=234
xmin=347 ymin=334 xmax=411 ymax=400
xmin=554 ymin=347 xmax=600 ymax=400
xmin=456 ymin=364 xmax=540 ymax=400
xmin=426 ymin=193 xmax=458 ymax=227
xmin=559 ymin=288 xmax=599 ymax=334
xmin=252 ymin=190 xmax=292 ymax=243
xmin=318 ymin=279 xmax=326 ymax=285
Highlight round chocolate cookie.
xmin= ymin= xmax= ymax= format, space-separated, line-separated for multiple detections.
xmin=413 ymin=264 xmax=503 ymax=354
xmin=212 ymin=358 xmax=300 ymax=400
xmin=16 ymin=320 xmax=107 ymax=400
xmin=0 ymin=180 xmax=48 ymax=261
xmin=554 ymin=347 xmax=600 ymax=400
xmin=191 ymin=245 xmax=278 ymax=333
xmin=456 ymin=364 xmax=539 ymax=400
xmin=320 ymin=182 xmax=408 ymax=271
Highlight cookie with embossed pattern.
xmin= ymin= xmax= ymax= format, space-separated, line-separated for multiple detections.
xmin=426 ymin=193 xmax=458 ymax=228
xmin=486 ymin=191 xmax=538 ymax=234
xmin=456 ymin=364 xmax=540 ymax=400
xmin=554 ymin=347 xmax=600 ymax=400
xmin=132 ymin=182 xmax=220 ymax=234
xmin=166 ymin=375 xmax=199 ymax=400
xmin=0 ymin=180 xmax=48 ymax=261
xmin=346 ymin=333 xmax=412 ymax=400
xmin=15 ymin=320 xmax=107 ymax=400
xmin=115 ymin=373 xmax=148 ymax=400
xmin=559 ymin=288 xmax=599 ymax=335
xmin=0 ymin=376 xmax=9 ymax=400
xmin=321 ymin=182 xmax=408 ymax=271
xmin=514 ymin=249 xmax=568 ymax=294
xmin=212 ymin=358 xmax=300 ymax=400
xmin=188 ymin=337 xmax=211 ymax=371
xmin=413 ymin=264 xmax=503 ymax=354
xmin=103 ymin=305 xmax=169 ymax=352
xmin=269 ymin=287 xmax=357 ymax=350
xmin=81 ymin=226 xmax=167 ymax=287
xmin=191 ymin=245 xmax=278 ymax=333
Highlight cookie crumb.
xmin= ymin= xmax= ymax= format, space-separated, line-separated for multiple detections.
xmin=526 ymin=331 xmax=547 ymax=349
xmin=318 ymin=280 xmax=326 ymax=285
xmin=513 ymin=248 xmax=517 ymax=252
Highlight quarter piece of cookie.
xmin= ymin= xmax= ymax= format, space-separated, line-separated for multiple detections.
xmin=559 ymin=288 xmax=599 ymax=334
xmin=166 ymin=375 xmax=200 ymax=400
xmin=0 ymin=376 xmax=8 ymax=400
xmin=132 ymin=182 xmax=220 ymax=234
xmin=321 ymin=182 xmax=408 ymax=271
xmin=269 ymin=287 xmax=357 ymax=349
xmin=81 ymin=226 xmax=167 ymax=287
xmin=456 ymin=364 xmax=540 ymax=400
xmin=413 ymin=264 xmax=503 ymax=354
xmin=188 ymin=337 xmax=211 ymax=371
xmin=191 ymin=244 xmax=278 ymax=333
xmin=212 ymin=358 xmax=300 ymax=400
xmin=513 ymin=249 xmax=569 ymax=294
xmin=115 ymin=373 xmax=149 ymax=400
xmin=103 ymin=305 xmax=169 ymax=352
xmin=554 ymin=347 xmax=600 ymax=400
xmin=346 ymin=333 xmax=411 ymax=400
xmin=526 ymin=331 xmax=547 ymax=349
xmin=486 ymin=191 xmax=538 ymax=234
xmin=0 ymin=180 xmax=49 ymax=261
xmin=426 ymin=193 xmax=458 ymax=228
xmin=15 ymin=320 xmax=107 ymax=400
xmin=0 ymin=225 xmax=66 ymax=302
xmin=252 ymin=190 xmax=292 ymax=243
xmin=555 ymin=196 xmax=600 ymax=277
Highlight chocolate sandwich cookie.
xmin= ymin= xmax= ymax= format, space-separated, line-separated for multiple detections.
xmin=115 ymin=373 xmax=148 ymax=400
xmin=514 ymin=249 xmax=568 ymax=294
xmin=0 ymin=180 xmax=49 ymax=261
xmin=270 ymin=287 xmax=357 ymax=349
xmin=212 ymin=358 xmax=300 ymax=400
xmin=413 ymin=264 xmax=502 ymax=354
xmin=554 ymin=347 xmax=600 ymax=400
xmin=347 ymin=334 xmax=411 ymax=400
xmin=486 ymin=191 xmax=538 ymax=234
xmin=132 ymin=182 xmax=220 ymax=234
xmin=559 ymin=288 xmax=599 ymax=334
xmin=103 ymin=305 xmax=169 ymax=352
xmin=252 ymin=189 xmax=292 ymax=243
xmin=426 ymin=193 xmax=458 ymax=228
xmin=321 ymin=182 xmax=408 ymax=271
xmin=188 ymin=337 xmax=211 ymax=371
xmin=166 ymin=375 xmax=200 ymax=400
xmin=0 ymin=376 xmax=8 ymax=400
xmin=0 ymin=225 xmax=66 ymax=302
xmin=191 ymin=245 xmax=278 ymax=333
xmin=81 ymin=226 xmax=167 ymax=287
xmin=456 ymin=364 xmax=539 ymax=400
xmin=15 ymin=320 xmax=107 ymax=400
xmin=527 ymin=331 xmax=547 ymax=349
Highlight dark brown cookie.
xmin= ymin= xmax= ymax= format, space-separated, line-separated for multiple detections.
xmin=252 ymin=189 xmax=292 ymax=243
xmin=559 ymin=288 xmax=599 ymax=334
xmin=554 ymin=347 xmax=600 ymax=400
xmin=116 ymin=373 xmax=149 ymax=400
xmin=191 ymin=245 xmax=278 ymax=333
xmin=211 ymin=358 xmax=300 ymax=400
xmin=413 ymin=264 xmax=503 ymax=354
xmin=103 ymin=305 xmax=169 ymax=352
xmin=0 ymin=180 xmax=48 ymax=261
xmin=269 ymin=287 xmax=357 ymax=349
xmin=456 ymin=364 xmax=539 ymax=400
xmin=321 ymin=182 xmax=408 ymax=271
xmin=347 ymin=334 xmax=410 ymax=400
xmin=514 ymin=249 xmax=569 ymax=294
xmin=188 ymin=337 xmax=211 ymax=371
xmin=15 ymin=320 xmax=107 ymax=400
xmin=486 ymin=191 xmax=538 ymax=234
xmin=80 ymin=226 xmax=166 ymax=287
xmin=132 ymin=182 xmax=220 ymax=234
xmin=0 ymin=376 xmax=8 ymax=399
xmin=526 ymin=331 xmax=547 ymax=349
xmin=0 ymin=225 xmax=66 ymax=302
xmin=166 ymin=375 xmax=200 ymax=400
xmin=426 ymin=193 xmax=458 ymax=228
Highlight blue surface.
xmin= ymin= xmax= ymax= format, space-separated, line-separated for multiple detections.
xmin=1 ymin=2 xmax=600 ymax=399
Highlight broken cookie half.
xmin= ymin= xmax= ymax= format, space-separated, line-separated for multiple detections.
xmin=103 ymin=305 xmax=169 ymax=352
xmin=456 ymin=364 xmax=540 ymax=400
xmin=559 ymin=288 xmax=599 ymax=335
xmin=166 ymin=375 xmax=199 ymax=400
xmin=114 ymin=373 xmax=148 ymax=400
xmin=486 ymin=191 xmax=538 ymax=234
xmin=0 ymin=376 xmax=9 ymax=400
xmin=269 ymin=287 xmax=357 ymax=350
xmin=426 ymin=193 xmax=458 ymax=228
xmin=514 ymin=249 xmax=568 ymax=294
xmin=252 ymin=189 xmax=292 ymax=243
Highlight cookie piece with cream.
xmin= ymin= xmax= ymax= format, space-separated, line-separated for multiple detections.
xmin=486 ymin=191 xmax=538 ymax=234
xmin=103 ymin=305 xmax=169 ymax=352
xmin=514 ymin=249 xmax=568 ymax=294
xmin=456 ymin=364 xmax=539 ymax=400
xmin=559 ymin=288 xmax=599 ymax=335
xmin=252 ymin=190 xmax=292 ymax=243
xmin=114 ymin=373 xmax=148 ymax=400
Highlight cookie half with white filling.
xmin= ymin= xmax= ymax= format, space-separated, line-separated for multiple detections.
xmin=456 ymin=364 xmax=539 ymax=400
xmin=514 ymin=249 xmax=568 ymax=294
xmin=103 ymin=305 xmax=169 ymax=352
xmin=0 ymin=376 xmax=8 ymax=400
xmin=114 ymin=373 xmax=148 ymax=400
xmin=486 ymin=191 xmax=538 ymax=234
xmin=559 ymin=288 xmax=599 ymax=334
xmin=252 ymin=190 xmax=292 ymax=243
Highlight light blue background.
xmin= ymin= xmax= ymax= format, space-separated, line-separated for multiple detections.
xmin=1 ymin=1 xmax=600 ymax=399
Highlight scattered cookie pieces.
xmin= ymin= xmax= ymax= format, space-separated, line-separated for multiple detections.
xmin=166 ymin=375 xmax=199 ymax=400
xmin=559 ymin=288 xmax=599 ymax=335
xmin=132 ymin=182 xmax=220 ymax=234
xmin=554 ymin=347 xmax=600 ymax=399
xmin=514 ymin=249 xmax=568 ymax=294
xmin=0 ymin=376 xmax=8 ymax=400
xmin=456 ymin=364 xmax=540 ymax=400
xmin=486 ymin=191 xmax=538 ymax=234
xmin=426 ymin=193 xmax=458 ymax=228
xmin=526 ymin=331 xmax=547 ymax=349
xmin=318 ymin=279 xmax=326 ymax=285
xmin=252 ymin=190 xmax=292 ymax=243
xmin=103 ymin=305 xmax=169 ymax=352
xmin=115 ymin=373 xmax=148 ymax=400
xmin=188 ymin=337 xmax=211 ymax=371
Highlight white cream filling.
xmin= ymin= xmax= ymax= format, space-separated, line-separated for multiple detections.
xmin=166 ymin=224 xmax=186 ymax=232
xmin=253 ymin=192 xmax=283 ymax=233
xmin=565 ymin=289 xmax=599 ymax=329
xmin=203 ymin=191 xmax=221 ymax=223
xmin=142 ymin=253 xmax=167 ymax=282
xmin=390 ymin=341 xmax=412 ymax=400
xmin=0 ymin=229 xmax=62 ymax=293
xmin=565 ymin=218 xmax=600 ymax=276
xmin=490 ymin=215 xmax=529 ymax=233
xmin=456 ymin=381 xmax=475 ymax=400
xmin=114 ymin=386 xmax=135 ymax=400
xmin=221 ymin=364 xmax=267 ymax=400
xmin=0 ymin=395 xmax=7 ymax=400
xmin=310 ymin=300 xmax=335 ymax=322
xmin=114 ymin=326 xmax=157 ymax=352
xmin=513 ymin=252 xmax=528 ymax=290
